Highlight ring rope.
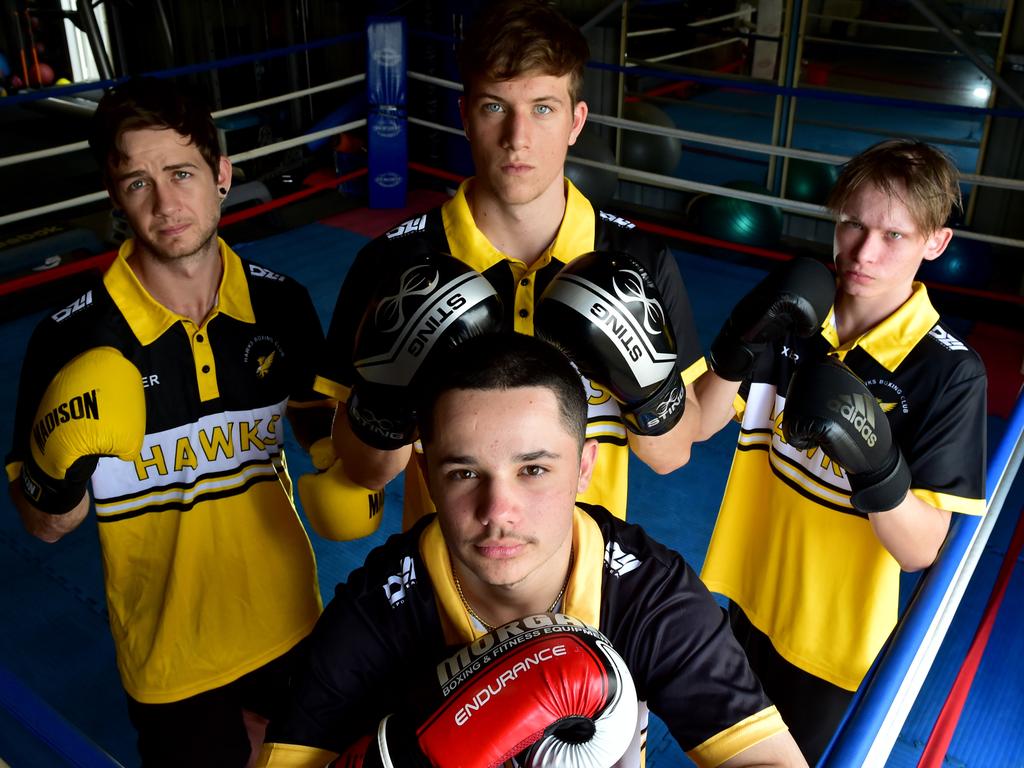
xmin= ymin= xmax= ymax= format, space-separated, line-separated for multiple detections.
xmin=0 ymin=30 xmax=364 ymax=109
xmin=404 ymin=72 xmax=1024 ymax=195
xmin=634 ymin=38 xmax=746 ymax=65
xmin=0 ymin=118 xmax=366 ymax=227
xmin=0 ymin=73 xmax=367 ymax=169
xmin=806 ymin=13 xmax=1001 ymax=38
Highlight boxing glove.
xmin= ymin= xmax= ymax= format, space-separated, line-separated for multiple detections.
xmin=535 ymin=252 xmax=685 ymax=436
xmin=709 ymin=256 xmax=835 ymax=381
xmin=297 ymin=437 xmax=385 ymax=541
xmin=343 ymin=614 xmax=637 ymax=768
xmin=348 ymin=252 xmax=503 ymax=451
xmin=783 ymin=356 xmax=911 ymax=514
xmin=21 ymin=346 xmax=146 ymax=514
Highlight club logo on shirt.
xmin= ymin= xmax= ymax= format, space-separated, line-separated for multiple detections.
xmin=383 ymin=556 xmax=417 ymax=607
xmin=256 ymin=352 xmax=275 ymax=378
xmin=863 ymin=377 xmax=908 ymax=416
xmin=605 ymin=541 xmax=641 ymax=577
xmin=243 ymin=336 xmax=285 ymax=380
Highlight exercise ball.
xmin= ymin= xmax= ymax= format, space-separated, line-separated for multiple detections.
xmin=566 ymin=130 xmax=618 ymax=210
xmin=785 ymin=158 xmax=839 ymax=205
xmin=917 ymin=235 xmax=993 ymax=289
xmin=621 ymin=101 xmax=681 ymax=176
xmin=28 ymin=62 xmax=54 ymax=87
xmin=687 ymin=180 xmax=783 ymax=247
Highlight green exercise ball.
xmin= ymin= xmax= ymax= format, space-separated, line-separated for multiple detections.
xmin=785 ymin=159 xmax=840 ymax=205
xmin=566 ymin=130 xmax=618 ymax=210
xmin=621 ymin=101 xmax=681 ymax=176
xmin=687 ymin=180 xmax=783 ymax=247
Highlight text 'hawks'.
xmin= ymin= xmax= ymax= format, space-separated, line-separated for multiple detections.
xmin=33 ymin=389 xmax=99 ymax=454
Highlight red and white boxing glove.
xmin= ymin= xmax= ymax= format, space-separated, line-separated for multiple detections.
xmin=340 ymin=613 xmax=637 ymax=768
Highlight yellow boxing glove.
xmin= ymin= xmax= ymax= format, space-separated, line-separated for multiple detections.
xmin=298 ymin=437 xmax=384 ymax=541
xmin=22 ymin=346 xmax=146 ymax=514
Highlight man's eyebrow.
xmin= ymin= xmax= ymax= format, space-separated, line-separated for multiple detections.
xmin=113 ymin=162 xmax=199 ymax=182
xmin=437 ymin=454 xmax=476 ymax=467
xmin=474 ymin=91 xmax=564 ymax=104
xmin=436 ymin=449 xmax=560 ymax=466
xmin=515 ymin=450 xmax=560 ymax=462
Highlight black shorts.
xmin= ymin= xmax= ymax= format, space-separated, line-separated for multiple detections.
xmin=729 ymin=603 xmax=854 ymax=765
xmin=125 ymin=639 xmax=307 ymax=768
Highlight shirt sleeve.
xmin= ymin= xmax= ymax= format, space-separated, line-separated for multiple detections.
xmin=316 ymin=241 xmax=387 ymax=402
xmin=282 ymin=278 xmax=330 ymax=405
xmin=903 ymin=355 xmax=987 ymax=511
xmin=606 ymin=540 xmax=783 ymax=765
xmin=650 ymin=242 xmax=706 ymax=384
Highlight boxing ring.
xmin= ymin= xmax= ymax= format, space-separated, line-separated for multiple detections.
xmin=2 ymin=6 xmax=1024 ymax=767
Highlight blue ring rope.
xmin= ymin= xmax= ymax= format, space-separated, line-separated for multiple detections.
xmin=2 ymin=30 xmax=364 ymax=108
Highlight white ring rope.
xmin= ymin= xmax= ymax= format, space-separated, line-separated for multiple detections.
xmin=630 ymin=38 xmax=745 ymax=65
xmin=2 ymin=66 xmax=1022 ymax=250
xmin=0 ymin=73 xmax=366 ymax=169
xmin=0 ymin=118 xmax=366 ymax=227
xmin=806 ymin=13 xmax=1001 ymax=38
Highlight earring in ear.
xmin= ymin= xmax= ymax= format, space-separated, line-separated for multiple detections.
xmin=219 ymin=187 xmax=228 ymax=196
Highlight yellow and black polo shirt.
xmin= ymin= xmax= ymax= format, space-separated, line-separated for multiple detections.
xmin=701 ymin=283 xmax=987 ymax=690
xmin=261 ymin=505 xmax=787 ymax=767
xmin=316 ymin=179 xmax=706 ymax=526
xmin=6 ymin=238 xmax=324 ymax=703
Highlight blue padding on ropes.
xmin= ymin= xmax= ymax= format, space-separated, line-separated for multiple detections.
xmin=821 ymin=391 xmax=1024 ymax=767
xmin=367 ymin=17 xmax=408 ymax=209
xmin=0 ymin=663 xmax=122 ymax=767
xmin=2 ymin=31 xmax=364 ymax=108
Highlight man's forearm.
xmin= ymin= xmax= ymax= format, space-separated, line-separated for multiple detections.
xmin=692 ymin=370 xmax=742 ymax=441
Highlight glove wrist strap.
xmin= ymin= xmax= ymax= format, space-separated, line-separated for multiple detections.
xmin=622 ymin=366 xmax=686 ymax=436
xmin=21 ymin=454 xmax=93 ymax=515
xmin=708 ymin=323 xmax=764 ymax=382
xmin=850 ymin=449 xmax=911 ymax=514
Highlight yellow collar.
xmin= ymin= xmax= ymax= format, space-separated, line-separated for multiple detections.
xmin=441 ymin=178 xmax=596 ymax=274
xmin=421 ymin=507 xmax=605 ymax=646
xmin=103 ymin=237 xmax=256 ymax=345
xmin=822 ymin=282 xmax=939 ymax=371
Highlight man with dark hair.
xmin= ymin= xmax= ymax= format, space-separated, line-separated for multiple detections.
xmin=6 ymin=77 xmax=333 ymax=766
xmin=694 ymin=139 xmax=987 ymax=761
xmin=310 ymin=0 xmax=707 ymax=533
xmin=261 ymin=333 xmax=806 ymax=768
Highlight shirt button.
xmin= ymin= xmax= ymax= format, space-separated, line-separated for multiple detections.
xmin=196 ymin=334 xmax=204 ymax=343
xmin=202 ymin=365 xmax=211 ymax=373
xmin=518 ymin=309 xmax=529 ymax=318
xmin=520 ymin=278 xmax=530 ymax=286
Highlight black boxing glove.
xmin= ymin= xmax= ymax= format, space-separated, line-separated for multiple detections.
xmin=348 ymin=252 xmax=502 ymax=450
xmin=535 ymin=252 xmax=685 ymax=436
xmin=710 ymin=256 xmax=835 ymax=381
xmin=783 ymin=356 xmax=911 ymax=514
xmin=339 ymin=615 xmax=637 ymax=768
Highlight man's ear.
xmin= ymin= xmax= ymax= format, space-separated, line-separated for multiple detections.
xmin=576 ymin=438 xmax=598 ymax=494
xmin=458 ymin=97 xmax=469 ymax=140
xmin=568 ymin=100 xmax=588 ymax=146
xmin=923 ymin=227 xmax=954 ymax=262
xmin=217 ymin=156 xmax=232 ymax=193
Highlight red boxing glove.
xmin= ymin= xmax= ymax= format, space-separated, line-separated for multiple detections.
xmin=341 ymin=613 xmax=637 ymax=768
